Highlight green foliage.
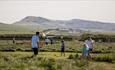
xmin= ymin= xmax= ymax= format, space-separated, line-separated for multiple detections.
xmin=68 ymin=53 xmax=79 ymax=59
xmin=73 ymin=59 xmax=89 ymax=67
xmin=68 ymin=54 xmax=74 ymax=59
xmin=80 ymin=33 xmax=115 ymax=42
xmin=75 ymin=53 xmax=79 ymax=59
xmin=0 ymin=52 xmax=115 ymax=70
xmin=39 ymin=58 xmax=56 ymax=70
xmin=1 ymin=40 xmax=115 ymax=54
xmin=92 ymin=54 xmax=113 ymax=62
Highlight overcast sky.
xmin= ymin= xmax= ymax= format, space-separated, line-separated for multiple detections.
xmin=0 ymin=0 xmax=115 ymax=24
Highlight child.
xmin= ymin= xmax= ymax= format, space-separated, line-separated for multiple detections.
xmin=81 ymin=43 xmax=89 ymax=59
xmin=61 ymin=40 xmax=65 ymax=56
xmin=45 ymin=37 xmax=49 ymax=47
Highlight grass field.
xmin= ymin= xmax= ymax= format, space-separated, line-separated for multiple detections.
xmin=0 ymin=40 xmax=115 ymax=53
xmin=0 ymin=40 xmax=115 ymax=70
xmin=0 ymin=52 xmax=115 ymax=70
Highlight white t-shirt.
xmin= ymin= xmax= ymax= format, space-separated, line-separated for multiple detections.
xmin=31 ymin=35 xmax=39 ymax=48
xmin=85 ymin=39 xmax=94 ymax=49
xmin=45 ymin=38 xmax=49 ymax=43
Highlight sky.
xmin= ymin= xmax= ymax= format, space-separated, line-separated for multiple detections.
xmin=0 ymin=0 xmax=115 ymax=24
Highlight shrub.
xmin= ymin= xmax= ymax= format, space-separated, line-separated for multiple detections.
xmin=75 ymin=53 xmax=79 ymax=59
xmin=68 ymin=53 xmax=79 ymax=59
xmin=68 ymin=54 xmax=74 ymax=59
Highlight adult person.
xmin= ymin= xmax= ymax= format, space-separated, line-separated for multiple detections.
xmin=31 ymin=32 xmax=40 ymax=56
xmin=84 ymin=37 xmax=94 ymax=60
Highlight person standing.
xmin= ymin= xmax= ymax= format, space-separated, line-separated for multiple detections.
xmin=61 ymin=40 xmax=65 ymax=56
xmin=45 ymin=37 xmax=49 ymax=47
xmin=31 ymin=32 xmax=40 ymax=56
xmin=13 ymin=37 xmax=15 ymax=44
xmin=50 ymin=38 xmax=54 ymax=45
xmin=84 ymin=37 xmax=94 ymax=60
xmin=85 ymin=37 xmax=94 ymax=51
xmin=80 ymin=43 xmax=89 ymax=59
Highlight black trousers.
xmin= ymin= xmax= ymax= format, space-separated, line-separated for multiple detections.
xmin=32 ymin=48 xmax=38 ymax=55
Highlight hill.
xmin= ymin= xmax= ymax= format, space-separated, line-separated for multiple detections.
xmin=1 ymin=16 xmax=115 ymax=34
xmin=0 ymin=22 xmax=35 ymax=34
xmin=14 ymin=16 xmax=115 ymax=32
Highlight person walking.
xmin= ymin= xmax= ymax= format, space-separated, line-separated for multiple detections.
xmin=84 ymin=37 xmax=94 ymax=60
xmin=31 ymin=32 xmax=40 ymax=56
xmin=80 ymin=43 xmax=89 ymax=59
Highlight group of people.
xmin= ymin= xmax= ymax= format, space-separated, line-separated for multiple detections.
xmin=81 ymin=37 xmax=94 ymax=60
xmin=31 ymin=32 xmax=94 ymax=59
xmin=44 ymin=37 xmax=54 ymax=47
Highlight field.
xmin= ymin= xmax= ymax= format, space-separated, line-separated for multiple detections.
xmin=0 ymin=39 xmax=115 ymax=70
xmin=0 ymin=52 xmax=115 ymax=70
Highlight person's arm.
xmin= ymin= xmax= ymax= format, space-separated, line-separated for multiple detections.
xmin=29 ymin=40 xmax=32 ymax=46
xmin=91 ymin=40 xmax=94 ymax=49
xmin=37 ymin=37 xmax=40 ymax=48
xmin=30 ymin=40 xmax=32 ymax=47
xmin=37 ymin=42 xmax=39 ymax=48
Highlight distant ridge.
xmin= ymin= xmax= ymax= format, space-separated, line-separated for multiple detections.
xmin=13 ymin=16 xmax=115 ymax=32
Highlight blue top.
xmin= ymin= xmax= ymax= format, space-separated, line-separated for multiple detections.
xmin=31 ymin=35 xmax=39 ymax=48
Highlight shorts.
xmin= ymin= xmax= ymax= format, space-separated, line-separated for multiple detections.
xmin=89 ymin=48 xmax=93 ymax=51
xmin=83 ymin=50 xmax=88 ymax=56
xmin=87 ymin=48 xmax=92 ymax=55
xmin=45 ymin=42 xmax=48 ymax=45
xmin=51 ymin=42 xmax=53 ymax=45
xmin=61 ymin=48 xmax=64 ymax=52
xmin=32 ymin=48 xmax=38 ymax=55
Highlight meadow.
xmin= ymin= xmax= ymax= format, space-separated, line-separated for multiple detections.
xmin=0 ymin=52 xmax=115 ymax=70
xmin=0 ymin=39 xmax=115 ymax=70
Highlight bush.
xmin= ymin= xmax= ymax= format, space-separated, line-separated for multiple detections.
xmin=75 ymin=53 xmax=79 ymax=59
xmin=68 ymin=54 xmax=74 ymax=59
xmin=68 ymin=53 xmax=79 ymax=59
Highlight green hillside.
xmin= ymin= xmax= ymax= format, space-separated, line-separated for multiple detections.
xmin=0 ymin=24 xmax=39 ymax=34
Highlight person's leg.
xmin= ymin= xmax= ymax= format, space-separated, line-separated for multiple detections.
xmin=61 ymin=48 xmax=64 ymax=56
xmin=63 ymin=49 xmax=65 ymax=56
xmin=34 ymin=48 xmax=38 ymax=55
xmin=31 ymin=48 xmax=36 ymax=58
xmin=80 ymin=53 xmax=83 ymax=59
xmin=33 ymin=48 xmax=36 ymax=55
xmin=37 ymin=48 xmax=38 ymax=55
xmin=88 ymin=49 xmax=92 ymax=60
xmin=45 ymin=42 xmax=48 ymax=47
xmin=86 ymin=50 xmax=89 ymax=60
xmin=61 ymin=48 xmax=63 ymax=56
